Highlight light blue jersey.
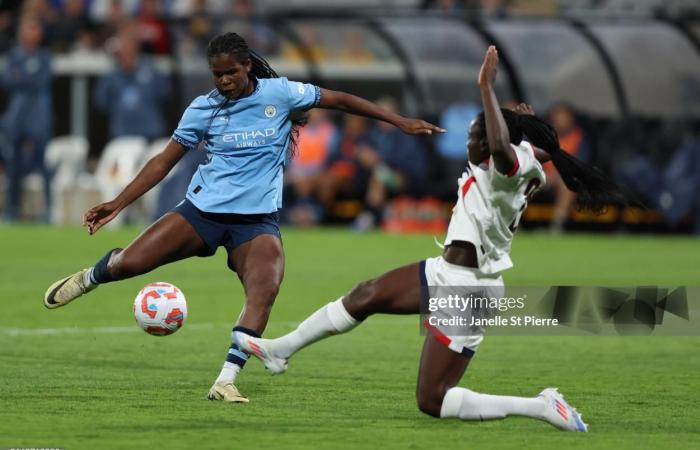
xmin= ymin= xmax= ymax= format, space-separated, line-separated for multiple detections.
xmin=172 ymin=77 xmax=321 ymax=214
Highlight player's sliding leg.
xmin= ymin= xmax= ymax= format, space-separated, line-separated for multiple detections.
xmin=44 ymin=212 xmax=209 ymax=309
xmin=208 ymin=234 xmax=285 ymax=403
xmin=233 ymin=263 xmax=423 ymax=374
xmin=420 ymin=333 xmax=588 ymax=431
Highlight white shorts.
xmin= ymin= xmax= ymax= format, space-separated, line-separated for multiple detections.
xmin=421 ymin=256 xmax=504 ymax=357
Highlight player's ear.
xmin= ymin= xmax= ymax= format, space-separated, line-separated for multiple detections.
xmin=243 ymin=57 xmax=252 ymax=74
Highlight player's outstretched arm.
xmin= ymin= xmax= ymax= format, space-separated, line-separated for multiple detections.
xmin=317 ymin=88 xmax=445 ymax=135
xmin=83 ymin=139 xmax=186 ymax=235
xmin=478 ymin=46 xmax=518 ymax=174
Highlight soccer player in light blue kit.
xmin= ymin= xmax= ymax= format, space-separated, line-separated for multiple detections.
xmin=44 ymin=32 xmax=444 ymax=402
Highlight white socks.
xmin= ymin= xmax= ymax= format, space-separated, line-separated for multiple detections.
xmin=271 ymin=298 xmax=358 ymax=359
xmin=83 ymin=268 xmax=96 ymax=287
xmin=440 ymin=387 xmax=545 ymax=420
xmin=215 ymin=361 xmax=242 ymax=384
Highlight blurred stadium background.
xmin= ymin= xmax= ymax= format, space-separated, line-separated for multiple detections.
xmin=1 ymin=0 xmax=699 ymax=234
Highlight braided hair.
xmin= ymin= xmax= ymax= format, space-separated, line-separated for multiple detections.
xmin=475 ymin=109 xmax=625 ymax=213
xmin=206 ymin=32 xmax=308 ymax=157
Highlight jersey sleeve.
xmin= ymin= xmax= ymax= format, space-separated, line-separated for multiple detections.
xmin=172 ymin=97 xmax=209 ymax=150
xmin=489 ymin=141 xmax=541 ymax=189
xmin=282 ymin=77 xmax=321 ymax=111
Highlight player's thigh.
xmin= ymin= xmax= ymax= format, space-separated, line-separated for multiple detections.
xmin=230 ymin=234 xmax=285 ymax=300
xmin=343 ymin=262 xmax=423 ymax=320
xmin=115 ymin=212 xmax=209 ymax=273
xmin=415 ymin=334 xmax=471 ymax=417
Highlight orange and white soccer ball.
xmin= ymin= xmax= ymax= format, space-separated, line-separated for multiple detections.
xmin=133 ymin=282 xmax=188 ymax=336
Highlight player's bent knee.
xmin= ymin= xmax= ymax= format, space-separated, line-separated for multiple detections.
xmin=416 ymin=389 xmax=444 ymax=418
xmin=345 ymin=279 xmax=379 ymax=311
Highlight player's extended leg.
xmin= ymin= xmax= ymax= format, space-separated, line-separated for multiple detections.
xmin=44 ymin=212 xmax=209 ymax=309
xmin=208 ymin=234 xmax=285 ymax=403
xmin=234 ymin=263 xmax=423 ymax=373
xmin=419 ymin=332 xmax=587 ymax=431
xmin=230 ymin=234 xmax=285 ymax=333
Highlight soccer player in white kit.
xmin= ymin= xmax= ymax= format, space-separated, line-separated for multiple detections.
xmin=235 ymin=46 xmax=621 ymax=431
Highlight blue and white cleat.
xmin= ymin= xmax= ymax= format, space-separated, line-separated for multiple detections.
xmin=538 ymin=387 xmax=589 ymax=432
xmin=233 ymin=331 xmax=288 ymax=375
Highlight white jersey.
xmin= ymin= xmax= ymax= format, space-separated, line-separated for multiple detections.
xmin=443 ymin=141 xmax=546 ymax=274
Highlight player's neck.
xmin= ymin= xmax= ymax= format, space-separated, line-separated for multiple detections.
xmin=237 ymin=77 xmax=257 ymax=99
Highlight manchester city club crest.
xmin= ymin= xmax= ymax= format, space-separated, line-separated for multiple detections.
xmin=265 ymin=105 xmax=277 ymax=118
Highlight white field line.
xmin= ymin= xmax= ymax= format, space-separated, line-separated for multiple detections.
xmin=0 ymin=322 xmax=217 ymax=336
xmin=0 ymin=318 xmax=416 ymax=336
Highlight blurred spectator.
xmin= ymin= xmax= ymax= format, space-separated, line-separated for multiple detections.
xmin=95 ymin=0 xmax=129 ymax=47
xmin=617 ymin=121 xmax=700 ymax=234
xmin=21 ymin=0 xmax=57 ymax=28
xmin=422 ymin=0 xmax=466 ymax=13
xmin=353 ymin=97 xmax=431 ymax=230
xmin=434 ymin=101 xmax=479 ymax=197
xmin=173 ymin=0 xmax=216 ymax=58
xmin=136 ymin=0 xmax=171 ymax=55
xmin=170 ymin=0 xmax=228 ymax=18
xmin=1 ymin=17 xmax=53 ymax=221
xmin=317 ymin=114 xmax=371 ymax=209
xmin=0 ymin=0 xmax=22 ymax=52
xmin=338 ymin=30 xmax=375 ymax=63
xmin=475 ymin=0 xmax=507 ymax=16
xmin=89 ymin=0 xmax=139 ymax=22
xmin=94 ymin=37 xmax=171 ymax=140
xmin=546 ymin=103 xmax=591 ymax=232
xmin=219 ymin=0 xmax=277 ymax=55
xmin=50 ymin=0 xmax=96 ymax=52
xmin=284 ymin=109 xmax=339 ymax=226
xmin=283 ymin=25 xmax=328 ymax=63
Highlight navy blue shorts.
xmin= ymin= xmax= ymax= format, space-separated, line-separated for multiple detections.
xmin=173 ymin=199 xmax=281 ymax=264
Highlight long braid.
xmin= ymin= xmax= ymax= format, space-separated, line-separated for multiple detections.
xmin=206 ymin=33 xmax=307 ymax=157
xmin=477 ymin=109 xmax=626 ymax=213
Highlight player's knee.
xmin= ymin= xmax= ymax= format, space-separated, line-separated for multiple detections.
xmin=345 ymin=279 xmax=379 ymax=311
xmin=416 ymin=388 xmax=444 ymax=418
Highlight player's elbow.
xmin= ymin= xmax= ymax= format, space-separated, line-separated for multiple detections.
xmin=319 ymin=89 xmax=351 ymax=111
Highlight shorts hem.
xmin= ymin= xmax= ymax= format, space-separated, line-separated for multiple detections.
xmin=171 ymin=210 xmax=217 ymax=256
xmin=423 ymin=319 xmax=476 ymax=358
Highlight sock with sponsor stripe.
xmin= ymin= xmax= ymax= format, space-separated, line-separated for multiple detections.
xmin=215 ymin=326 xmax=260 ymax=384
xmin=270 ymin=298 xmax=358 ymax=359
xmin=440 ymin=387 xmax=545 ymax=420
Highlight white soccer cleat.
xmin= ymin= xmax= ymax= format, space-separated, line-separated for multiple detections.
xmin=44 ymin=268 xmax=97 ymax=309
xmin=538 ymin=387 xmax=588 ymax=432
xmin=233 ymin=331 xmax=288 ymax=375
xmin=207 ymin=381 xmax=249 ymax=403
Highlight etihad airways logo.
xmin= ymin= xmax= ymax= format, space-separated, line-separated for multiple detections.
xmin=222 ymin=128 xmax=277 ymax=143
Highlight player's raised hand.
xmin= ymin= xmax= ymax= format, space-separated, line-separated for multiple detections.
xmin=397 ymin=117 xmax=445 ymax=135
xmin=83 ymin=200 xmax=121 ymax=235
xmin=478 ymin=45 xmax=499 ymax=87
xmin=513 ymin=102 xmax=535 ymax=116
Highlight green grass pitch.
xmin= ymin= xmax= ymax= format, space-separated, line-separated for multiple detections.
xmin=1 ymin=226 xmax=699 ymax=449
